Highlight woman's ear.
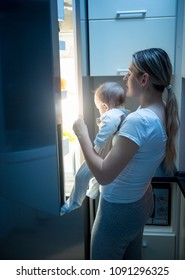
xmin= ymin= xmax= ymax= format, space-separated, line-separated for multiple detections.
xmin=141 ymin=73 xmax=150 ymax=87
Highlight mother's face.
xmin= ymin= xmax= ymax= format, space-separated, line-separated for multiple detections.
xmin=123 ymin=65 xmax=143 ymax=98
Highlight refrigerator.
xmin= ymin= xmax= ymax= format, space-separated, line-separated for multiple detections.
xmin=0 ymin=0 xmax=91 ymax=260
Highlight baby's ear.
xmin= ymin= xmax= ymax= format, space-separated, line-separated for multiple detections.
xmin=102 ymin=103 xmax=109 ymax=111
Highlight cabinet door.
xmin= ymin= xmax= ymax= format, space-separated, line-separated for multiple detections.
xmin=0 ymin=0 xmax=64 ymax=215
xmin=88 ymin=0 xmax=177 ymax=19
xmin=142 ymin=234 xmax=175 ymax=260
xmin=89 ymin=18 xmax=176 ymax=76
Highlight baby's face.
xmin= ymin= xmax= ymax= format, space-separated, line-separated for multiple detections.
xmin=94 ymin=94 xmax=109 ymax=115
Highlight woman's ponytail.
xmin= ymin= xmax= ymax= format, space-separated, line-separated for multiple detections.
xmin=165 ymin=87 xmax=180 ymax=171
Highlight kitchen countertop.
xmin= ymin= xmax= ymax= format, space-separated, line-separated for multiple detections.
xmin=151 ymin=164 xmax=185 ymax=198
xmin=175 ymin=171 xmax=185 ymax=198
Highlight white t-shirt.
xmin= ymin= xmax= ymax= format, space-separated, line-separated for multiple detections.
xmin=100 ymin=108 xmax=167 ymax=203
xmin=94 ymin=107 xmax=130 ymax=149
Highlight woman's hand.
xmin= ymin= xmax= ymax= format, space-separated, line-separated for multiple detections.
xmin=73 ymin=117 xmax=89 ymax=139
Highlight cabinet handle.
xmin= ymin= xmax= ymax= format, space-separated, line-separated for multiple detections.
xmin=117 ymin=68 xmax=129 ymax=75
xmin=116 ymin=10 xmax=147 ymax=18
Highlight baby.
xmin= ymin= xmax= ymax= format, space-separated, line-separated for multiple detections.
xmin=61 ymin=82 xmax=130 ymax=215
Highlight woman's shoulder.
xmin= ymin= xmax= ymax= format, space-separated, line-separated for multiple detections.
xmin=120 ymin=108 xmax=156 ymax=133
xmin=121 ymin=108 xmax=166 ymax=137
xmin=123 ymin=109 xmax=146 ymax=122
xmin=124 ymin=108 xmax=158 ymax=122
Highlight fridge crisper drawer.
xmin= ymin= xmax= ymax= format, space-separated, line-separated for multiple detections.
xmin=88 ymin=0 xmax=176 ymax=19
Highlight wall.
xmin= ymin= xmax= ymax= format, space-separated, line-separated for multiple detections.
xmin=175 ymin=0 xmax=185 ymax=260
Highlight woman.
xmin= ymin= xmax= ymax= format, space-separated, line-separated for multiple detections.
xmin=73 ymin=48 xmax=179 ymax=260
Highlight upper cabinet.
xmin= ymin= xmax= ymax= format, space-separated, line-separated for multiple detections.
xmin=88 ymin=0 xmax=177 ymax=76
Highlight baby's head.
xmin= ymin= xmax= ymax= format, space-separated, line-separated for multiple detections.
xmin=94 ymin=82 xmax=125 ymax=115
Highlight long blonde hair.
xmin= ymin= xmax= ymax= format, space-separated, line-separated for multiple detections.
xmin=132 ymin=48 xmax=180 ymax=172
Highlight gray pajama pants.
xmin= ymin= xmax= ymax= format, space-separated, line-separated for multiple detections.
xmin=91 ymin=184 xmax=154 ymax=260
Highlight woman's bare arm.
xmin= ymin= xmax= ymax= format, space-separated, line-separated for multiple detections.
xmin=73 ymin=118 xmax=139 ymax=185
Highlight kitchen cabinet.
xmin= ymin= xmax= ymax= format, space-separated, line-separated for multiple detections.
xmin=88 ymin=0 xmax=177 ymax=76
xmin=142 ymin=181 xmax=178 ymax=259
xmin=142 ymin=233 xmax=175 ymax=260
